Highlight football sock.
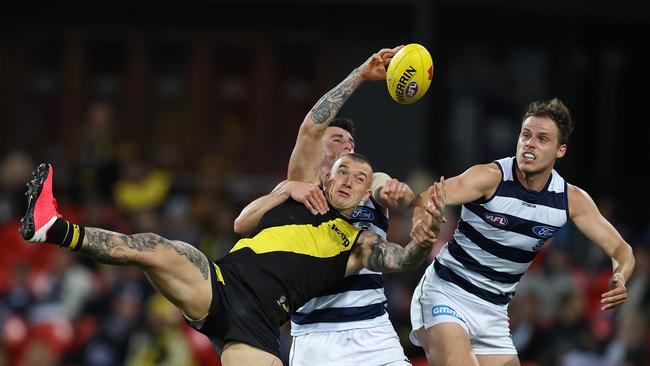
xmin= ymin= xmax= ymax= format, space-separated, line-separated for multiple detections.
xmin=47 ymin=219 xmax=86 ymax=251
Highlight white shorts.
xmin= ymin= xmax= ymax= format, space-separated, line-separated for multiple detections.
xmin=289 ymin=325 xmax=411 ymax=366
xmin=410 ymin=269 xmax=517 ymax=355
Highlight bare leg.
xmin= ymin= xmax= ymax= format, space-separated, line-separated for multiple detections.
xmin=476 ymin=355 xmax=520 ymax=366
xmin=81 ymin=228 xmax=212 ymax=319
xmin=415 ymin=323 xmax=479 ymax=366
xmin=221 ymin=342 xmax=283 ymax=366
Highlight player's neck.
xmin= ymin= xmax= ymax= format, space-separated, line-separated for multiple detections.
xmin=515 ymin=168 xmax=551 ymax=191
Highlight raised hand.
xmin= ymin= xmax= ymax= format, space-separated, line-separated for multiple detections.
xmin=377 ymin=178 xmax=414 ymax=210
xmin=359 ymin=45 xmax=403 ymax=81
xmin=426 ymin=177 xmax=446 ymax=230
xmin=411 ymin=177 xmax=446 ymax=246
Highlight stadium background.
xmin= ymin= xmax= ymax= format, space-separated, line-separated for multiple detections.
xmin=1 ymin=1 xmax=649 ymax=365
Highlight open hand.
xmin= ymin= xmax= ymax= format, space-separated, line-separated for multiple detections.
xmin=410 ymin=177 xmax=446 ymax=246
xmin=359 ymin=45 xmax=403 ymax=81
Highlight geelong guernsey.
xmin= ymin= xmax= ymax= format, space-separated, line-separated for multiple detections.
xmin=291 ymin=196 xmax=392 ymax=335
xmin=434 ymin=157 xmax=569 ymax=304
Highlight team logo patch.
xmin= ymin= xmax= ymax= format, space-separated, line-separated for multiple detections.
xmin=352 ymin=206 xmax=375 ymax=221
xmin=484 ymin=212 xmax=508 ymax=226
xmin=532 ymin=240 xmax=545 ymax=251
xmin=532 ymin=226 xmax=557 ymax=238
xmin=405 ymin=81 xmax=419 ymax=97
xmin=431 ymin=305 xmax=466 ymax=323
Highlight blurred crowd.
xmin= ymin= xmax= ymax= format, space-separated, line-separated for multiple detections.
xmin=1 ymin=100 xmax=649 ymax=366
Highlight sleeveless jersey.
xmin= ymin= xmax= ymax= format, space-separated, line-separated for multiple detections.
xmin=434 ymin=157 xmax=569 ymax=304
xmin=217 ymin=199 xmax=363 ymax=327
xmin=291 ymin=196 xmax=392 ymax=335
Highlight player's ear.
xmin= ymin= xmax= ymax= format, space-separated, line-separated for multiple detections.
xmin=556 ymin=144 xmax=567 ymax=158
xmin=324 ymin=175 xmax=334 ymax=191
xmin=362 ymin=188 xmax=372 ymax=201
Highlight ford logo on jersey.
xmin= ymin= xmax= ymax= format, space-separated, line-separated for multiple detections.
xmin=532 ymin=226 xmax=557 ymax=238
xmin=352 ymin=206 xmax=374 ymax=221
xmin=484 ymin=212 xmax=508 ymax=226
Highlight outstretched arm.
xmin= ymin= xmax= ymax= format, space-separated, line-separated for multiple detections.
xmin=233 ymin=180 xmax=329 ymax=235
xmin=411 ymin=163 xmax=501 ymax=210
xmin=288 ymin=46 xmax=403 ymax=183
xmin=568 ymin=185 xmax=635 ymax=310
xmin=347 ymin=180 xmax=445 ymax=275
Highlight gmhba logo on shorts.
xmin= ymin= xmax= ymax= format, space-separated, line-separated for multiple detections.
xmin=431 ymin=305 xmax=466 ymax=323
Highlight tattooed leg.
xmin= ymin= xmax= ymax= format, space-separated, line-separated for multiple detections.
xmin=81 ymin=228 xmax=212 ymax=319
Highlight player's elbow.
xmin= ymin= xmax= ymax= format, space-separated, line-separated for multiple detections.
xmin=233 ymin=217 xmax=248 ymax=235
xmin=300 ymin=112 xmax=327 ymax=138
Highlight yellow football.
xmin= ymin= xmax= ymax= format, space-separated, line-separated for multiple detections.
xmin=386 ymin=43 xmax=434 ymax=104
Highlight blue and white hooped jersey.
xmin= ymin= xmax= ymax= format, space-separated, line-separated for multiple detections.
xmin=434 ymin=157 xmax=569 ymax=305
xmin=290 ymin=196 xmax=392 ymax=335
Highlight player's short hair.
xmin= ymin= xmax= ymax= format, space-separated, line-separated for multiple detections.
xmin=341 ymin=152 xmax=372 ymax=171
xmin=329 ymin=117 xmax=355 ymax=138
xmin=523 ymin=98 xmax=574 ymax=144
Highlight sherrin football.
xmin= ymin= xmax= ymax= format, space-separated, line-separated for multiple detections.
xmin=386 ymin=43 xmax=434 ymax=104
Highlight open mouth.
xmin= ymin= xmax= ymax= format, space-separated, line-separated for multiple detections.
xmin=522 ymin=152 xmax=536 ymax=161
xmin=337 ymin=190 xmax=350 ymax=199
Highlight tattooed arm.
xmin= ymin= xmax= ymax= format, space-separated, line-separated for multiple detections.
xmin=287 ymin=46 xmax=403 ymax=184
xmin=347 ymin=232 xmax=432 ymax=274
xmin=346 ymin=179 xmax=446 ymax=275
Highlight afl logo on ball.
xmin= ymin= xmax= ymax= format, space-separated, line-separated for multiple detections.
xmin=405 ymin=81 xmax=419 ymax=97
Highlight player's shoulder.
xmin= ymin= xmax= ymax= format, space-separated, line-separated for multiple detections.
xmin=566 ymin=183 xmax=590 ymax=199
xmin=463 ymin=162 xmax=503 ymax=185
xmin=566 ymin=183 xmax=598 ymax=217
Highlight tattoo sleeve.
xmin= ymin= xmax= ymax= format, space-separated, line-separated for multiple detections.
xmin=359 ymin=231 xmax=432 ymax=273
xmin=82 ymin=228 xmax=210 ymax=280
xmin=310 ymin=67 xmax=364 ymax=124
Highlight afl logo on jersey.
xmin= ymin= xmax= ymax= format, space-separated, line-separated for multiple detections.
xmin=484 ymin=212 xmax=508 ymax=226
xmin=532 ymin=226 xmax=557 ymax=238
xmin=352 ymin=206 xmax=375 ymax=221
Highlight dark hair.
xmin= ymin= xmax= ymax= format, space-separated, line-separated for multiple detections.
xmin=329 ymin=117 xmax=355 ymax=138
xmin=523 ymin=98 xmax=574 ymax=144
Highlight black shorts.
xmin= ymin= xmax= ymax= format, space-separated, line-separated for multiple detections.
xmin=186 ymin=261 xmax=281 ymax=358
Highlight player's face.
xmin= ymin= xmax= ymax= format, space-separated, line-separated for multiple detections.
xmin=322 ymin=127 xmax=355 ymax=165
xmin=516 ymin=116 xmax=566 ymax=175
xmin=325 ymin=155 xmax=372 ymax=215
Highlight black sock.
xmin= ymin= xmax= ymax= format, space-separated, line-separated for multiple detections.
xmin=47 ymin=219 xmax=85 ymax=251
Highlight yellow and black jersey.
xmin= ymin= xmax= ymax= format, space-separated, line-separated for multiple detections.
xmin=216 ymin=199 xmax=363 ymax=327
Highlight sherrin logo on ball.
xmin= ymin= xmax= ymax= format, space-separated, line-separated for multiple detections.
xmin=386 ymin=43 xmax=434 ymax=104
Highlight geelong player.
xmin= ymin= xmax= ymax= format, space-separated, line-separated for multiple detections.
xmin=410 ymin=98 xmax=635 ymax=366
